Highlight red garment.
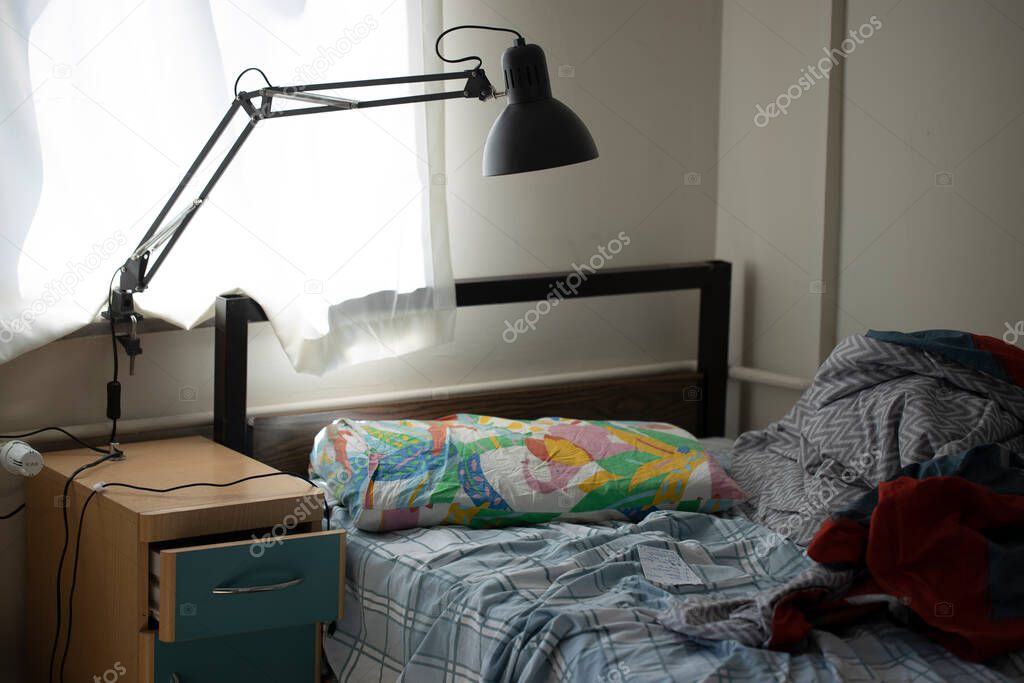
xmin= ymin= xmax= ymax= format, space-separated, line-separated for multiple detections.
xmin=971 ymin=333 xmax=1024 ymax=386
xmin=809 ymin=476 xmax=1024 ymax=661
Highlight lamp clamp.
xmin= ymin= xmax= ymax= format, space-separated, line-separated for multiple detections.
xmin=102 ymin=308 xmax=143 ymax=375
xmin=103 ymin=269 xmax=144 ymax=375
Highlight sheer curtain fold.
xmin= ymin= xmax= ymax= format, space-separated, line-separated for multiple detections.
xmin=0 ymin=0 xmax=453 ymax=375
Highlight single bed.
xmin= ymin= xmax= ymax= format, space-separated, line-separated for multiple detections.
xmin=208 ymin=261 xmax=1024 ymax=682
xmin=314 ymin=436 xmax=1023 ymax=683
xmin=324 ymin=507 xmax=1023 ymax=682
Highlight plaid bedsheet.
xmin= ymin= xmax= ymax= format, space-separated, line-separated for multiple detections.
xmin=324 ymin=509 xmax=1024 ymax=682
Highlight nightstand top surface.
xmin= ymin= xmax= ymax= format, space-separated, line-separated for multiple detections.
xmin=41 ymin=436 xmax=322 ymax=538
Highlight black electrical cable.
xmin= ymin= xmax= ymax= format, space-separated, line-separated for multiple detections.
xmin=4 ymin=328 xmax=117 ymax=682
xmin=101 ymin=472 xmax=319 ymax=495
xmin=0 ymin=503 xmax=24 ymax=519
xmin=108 ymin=316 xmax=119 ymax=444
xmin=233 ymin=66 xmax=273 ymax=97
xmin=434 ymin=24 xmax=524 ymax=70
xmin=4 ymin=275 xmax=120 ymax=467
xmin=55 ymin=471 xmax=325 ymax=681
xmin=47 ymin=274 xmax=126 ymax=682
xmin=47 ymin=451 xmax=121 ymax=683
xmin=101 ymin=472 xmax=330 ymax=519
xmin=0 ymin=428 xmax=106 ymax=455
xmin=107 ymin=270 xmax=121 ymax=446
xmin=59 ymin=487 xmax=97 ymax=683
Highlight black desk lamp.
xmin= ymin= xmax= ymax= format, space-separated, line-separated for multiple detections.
xmin=99 ymin=25 xmax=597 ymax=443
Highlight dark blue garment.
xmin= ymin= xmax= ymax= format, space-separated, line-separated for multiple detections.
xmin=867 ymin=329 xmax=1011 ymax=383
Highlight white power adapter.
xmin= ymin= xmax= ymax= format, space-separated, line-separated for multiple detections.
xmin=1 ymin=440 xmax=44 ymax=477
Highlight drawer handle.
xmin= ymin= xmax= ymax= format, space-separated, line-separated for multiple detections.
xmin=211 ymin=577 xmax=304 ymax=595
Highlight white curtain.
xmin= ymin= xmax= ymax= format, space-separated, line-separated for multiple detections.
xmin=0 ymin=0 xmax=453 ymax=374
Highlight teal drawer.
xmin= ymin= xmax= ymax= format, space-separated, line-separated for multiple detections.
xmin=152 ymin=624 xmax=317 ymax=682
xmin=154 ymin=529 xmax=344 ymax=642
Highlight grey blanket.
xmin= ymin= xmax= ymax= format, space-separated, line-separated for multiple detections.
xmin=661 ymin=563 xmax=858 ymax=646
xmin=732 ymin=333 xmax=1024 ymax=545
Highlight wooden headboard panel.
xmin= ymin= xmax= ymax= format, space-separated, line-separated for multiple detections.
xmin=213 ymin=261 xmax=731 ymax=474
xmin=250 ymin=368 xmax=702 ymax=475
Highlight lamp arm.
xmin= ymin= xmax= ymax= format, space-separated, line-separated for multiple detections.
xmin=103 ymin=67 xmax=495 ymax=369
xmin=105 ymin=97 xmax=251 ymax=325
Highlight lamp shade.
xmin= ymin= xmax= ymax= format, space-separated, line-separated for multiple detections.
xmin=482 ymin=42 xmax=598 ymax=177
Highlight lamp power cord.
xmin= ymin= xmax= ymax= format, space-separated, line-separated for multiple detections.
xmin=434 ymin=24 xmax=524 ymax=70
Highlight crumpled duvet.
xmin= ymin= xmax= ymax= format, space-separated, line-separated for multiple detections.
xmin=661 ymin=444 xmax=1024 ymax=662
xmin=732 ymin=330 xmax=1024 ymax=545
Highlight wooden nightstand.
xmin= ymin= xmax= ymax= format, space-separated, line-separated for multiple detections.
xmin=25 ymin=436 xmax=344 ymax=683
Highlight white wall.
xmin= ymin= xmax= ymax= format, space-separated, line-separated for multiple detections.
xmin=717 ymin=0 xmax=1024 ymax=430
xmin=0 ymin=2 xmax=723 ymax=679
xmin=838 ymin=0 xmax=1024 ymax=340
xmin=715 ymin=0 xmax=835 ymax=432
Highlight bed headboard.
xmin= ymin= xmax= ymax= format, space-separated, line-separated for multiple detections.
xmin=213 ymin=260 xmax=731 ymax=472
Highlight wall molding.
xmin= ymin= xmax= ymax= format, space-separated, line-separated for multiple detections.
xmin=730 ymin=365 xmax=812 ymax=391
xmin=19 ymin=360 xmax=811 ymax=449
xmin=818 ymin=0 xmax=847 ymax=361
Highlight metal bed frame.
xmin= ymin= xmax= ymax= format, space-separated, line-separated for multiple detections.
xmin=212 ymin=260 xmax=731 ymax=455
